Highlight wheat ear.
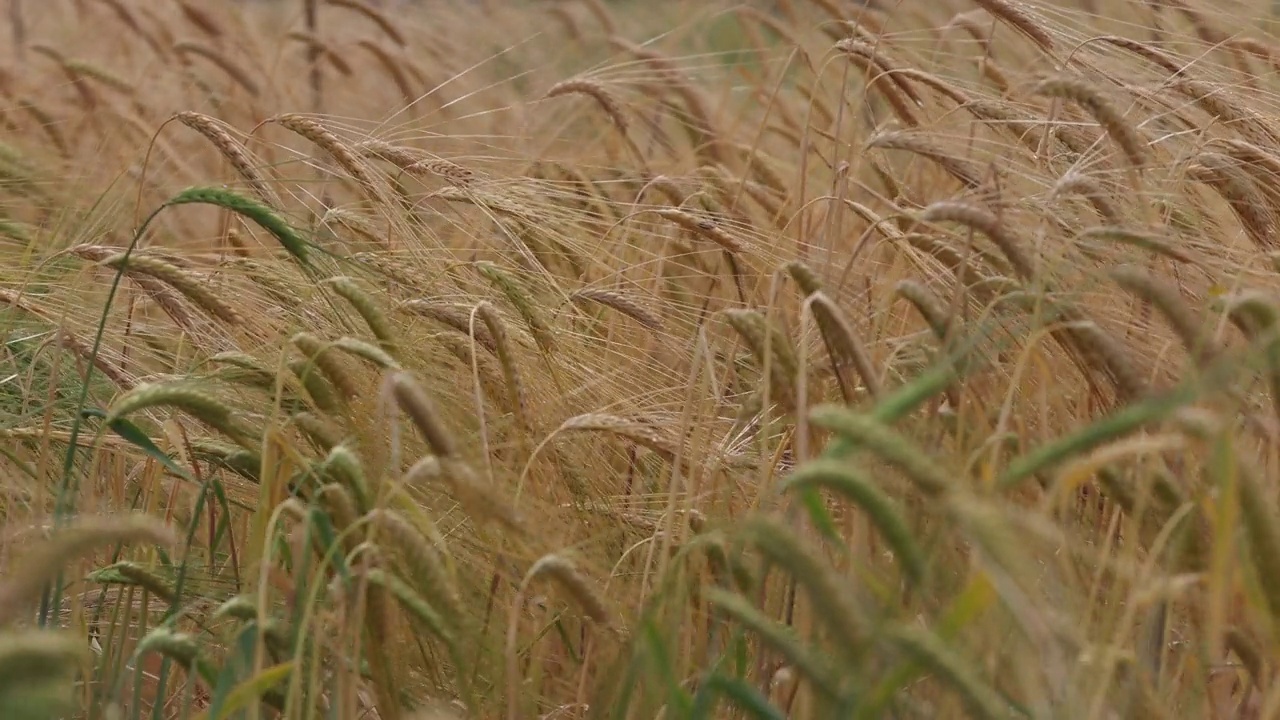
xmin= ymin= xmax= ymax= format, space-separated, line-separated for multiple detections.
xmin=834 ymin=39 xmax=922 ymax=127
xmin=292 ymin=411 xmax=345 ymax=451
xmin=868 ymin=131 xmax=984 ymax=189
xmin=1098 ymin=35 xmax=1186 ymax=75
xmin=609 ymin=36 xmax=729 ymax=166
xmin=475 ymin=261 xmax=557 ymax=353
xmin=178 ymin=1 xmax=224 ymax=38
xmin=801 ymin=286 xmax=881 ymax=402
xmin=355 ymin=39 xmax=419 ymax=107
xmin=390 ymin=371 xmax=458 ymax=457
xmin=1051 ymin=172 xmax=1122 ymax=224
xmin=166 ymin=187 xmax=309 ymax=264
xmin=884 ymin=623 xmax=1010 ymax=718
xmin=505 ymin=554 xmax=609 ymax=720
xmin=98 ymin=0 xmax=166 ymax=57
xmin=267 ymin=113 xmax=385 ymax=202
xmin=1075 ymin=226 xmax=1191 ymax=264
xmin=367 ymin=508 xmax=461 ymax=619
xmin=174 ymin=111 xmax=273 ymax=203
xmin=1172 ymin=78 xmax=1280 ymax=147
xmin=545 ymin=77 xmax=630 ymax=134
xmin=48 ymin=325 xmax=134 ymax=390
xmin=474 ymin=302 xmax=531 ymax=435
xmin=809 ymin=405 xmax=952 ymax=496
xmin=101 ymin=252 xmax=242 ymax=325
xmin=0 ymin=514 xmax=173 ymax=627
xmin=725 ymin=309 xmax=799 ymax=410
xmin=705 ymin=588 xmax=843 ymax=701
xmin=570 ymin=287 xmax=664 ymax=331
xmin=287 ymin=30 xmax=354 ymax=77
xmin=356 ymin=140 xmax=474 ymax=186
xmin=558 ymin=413 xmax=693 ymax=470
xmin=108 ymin=382 xmax=254 ymax=445
xmin=783 ymin=458 xmax=927 ymax=586
xmin=745 ymin=518 xmax=867 ymax=653
xmin=1032 ymin=76 xmax=1149 ymax=170
xmin=651 ymin=207 xmax=746 ymax=253
xmin=971 ymin=0 xmax=1055 ymax=52
xmin=919 ymin=201 xmax=1036 ymax=280
xmin=433 ymin=333 xmax=508 ymax=409
xmin=87 ymin=561 xmax=177 ymax=604
xmin=1110 ymin=266 xmax=1218 ymax=367
xmin=404 ymin=456 xmax=524 ymax=532
xmin=895 ymin=279 xmax=955 ymax=347
xmin=0 ymin=629 xmax=88 ymax=686
xmin=1187 ymin=152 xmax=1277 ymax=250
xmin=173 ymin=41 xmax=260 ymax=96
xmin=400 ymin=300 xmax=500 ymax=356
xmin=326 ymin=0 xmax=405 ymax=46
xmin=323 ymin=276 xmax=400 ymax=356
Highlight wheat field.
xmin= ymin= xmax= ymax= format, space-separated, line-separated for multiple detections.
xmin=5 ymin=0 xmax=1280 ymax=717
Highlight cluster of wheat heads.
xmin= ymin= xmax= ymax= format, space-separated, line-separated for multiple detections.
xmin=8 ymin=0 xmax=1280 ymax=718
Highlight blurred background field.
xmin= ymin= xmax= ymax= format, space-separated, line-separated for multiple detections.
xmin=6 ymin=0 xmax=1280 ymax=718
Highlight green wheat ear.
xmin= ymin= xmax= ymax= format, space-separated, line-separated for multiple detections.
xmin=0 ymin=630 xmax=88 ymax=687
xmin=808 ymin=407 xmax=951 ymax=496
xmin=743 ymin=517 xmax=868 ymax=655
xmin=324 ymin=276 xmax=401 ymax=357
xmin=0 ymin=217 xmax=34 ymax=243
xmin=0 ymin=631 xmax=86 ymax=720
xmin=106 ymin=381 xmax=257 ymax=448
xmin=996 ymin=381 xmax=1204 ymax=491
xmin=85 ymin=561 xmax=177 ymax=604
xmin=782 ymin=458 xmax=928 ymax=588
xmin=475 ymin=261 xmax=557 ymax=354
xmin=165 ymin=186 xmax=310 ymax=264
xmin=135 ymin=627 xmax=220 ymax=687
xmin=883 ymin=623 xmax=1013 ymax=719
xmin=0 ymin=514 xmax=174 ymax=628
xmin=818 ymin=325 xmax=994 ymax=462
xmin=705 ymin=587 xmax=844 ymax=704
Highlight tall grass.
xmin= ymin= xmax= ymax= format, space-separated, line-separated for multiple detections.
xmin=4 ymin=0 xmax=1280 ymax=717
